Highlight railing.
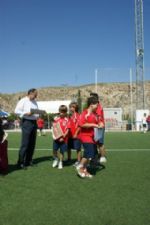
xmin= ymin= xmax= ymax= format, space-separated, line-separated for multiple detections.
xmin=105 ymin=120 xmax=150 ymax=131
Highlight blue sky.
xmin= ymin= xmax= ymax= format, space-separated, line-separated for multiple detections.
xmin=0 ymin=0 xmax=150 ymax=93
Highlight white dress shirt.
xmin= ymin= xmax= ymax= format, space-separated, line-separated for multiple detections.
xmin=15 ymin=96 xmax=39 ymax=120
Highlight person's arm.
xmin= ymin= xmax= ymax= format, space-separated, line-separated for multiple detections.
xmin=79 ymin=110 xmax=98 ymax=129
xmin=98 ymin=122 xmax=105 ymax=128
xmin=63 ymin=128 xmax=69 ymax=138
xmin=59 ymin=129 xmax=69 ymax=142
xmin=80 ymin=123 xmax=99 ymax=128
xmin=15 ymin=98 xmax=32 ymax=118
xmin=73 ymin=127 xmax=80 ymax=138
xmin=63 ymin=118 xmax=71 ymax=138
xmin=97 ymin=107 xmax=105 ymax=128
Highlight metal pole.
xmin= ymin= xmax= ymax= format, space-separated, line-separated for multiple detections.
xmin=95 ymin=69 xmax=98 ymax=93
xmin=130 ymin=68 xmax=133 ymax=127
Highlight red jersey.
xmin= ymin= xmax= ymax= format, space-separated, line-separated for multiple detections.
xmin=53 ymin=116 xmax=70 ymax=143
xmin=37 ymin=118 xmax=44 ymax=128
xmin=96 ymin=103 xmax=105 ymax=125
xmin=69 ymin=112 xmax=80 ymax=138
xmin=79 ymin=109 xmax=98 ymax=144
xmin=146 ymin=116 xmax=150 ymax=122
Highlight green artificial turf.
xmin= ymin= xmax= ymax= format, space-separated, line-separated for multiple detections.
xmin=0 ymin=132 xmax=150 ymax=225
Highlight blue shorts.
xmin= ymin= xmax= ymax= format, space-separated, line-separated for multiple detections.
xmin=53 ymin=140 xmax=68 ymax=154
xmin=97 ymin=128 xmax=105 ymax=144
xmin=82 ymin=143 xmax=98 ymax=160
xmin=68 ymin=138 xmax=81 ymax=151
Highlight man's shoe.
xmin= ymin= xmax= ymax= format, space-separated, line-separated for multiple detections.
xmin=17 ymin=163 xmax=27 ymax=170
xmin=26 ymin=161 xmax=37 ymax=167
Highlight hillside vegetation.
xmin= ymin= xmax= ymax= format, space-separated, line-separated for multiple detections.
xmin=0 ymin=82 xmax=150 ymax=115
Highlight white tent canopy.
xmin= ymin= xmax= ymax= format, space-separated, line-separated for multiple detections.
xmin=37 ymin=100 xmax=71 ymax=114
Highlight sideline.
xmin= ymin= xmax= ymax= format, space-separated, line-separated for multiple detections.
xmin=8 ymin=148 xmax=150 ymax=151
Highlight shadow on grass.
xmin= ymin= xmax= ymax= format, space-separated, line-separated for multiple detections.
xmin=7 ymin=156 xmax=53 ymax=174
xmin=88 ymin=163 xmax=106 ymax=176
xmin=7 ymin=158 xmax=106 ymax=176
xmin=63 ymin=159 xmax=77 ymax=167
xmin=7 ymin=164 xmax=19 ymax=174
xmin=33 ymin=156 xmax=53 ymax=164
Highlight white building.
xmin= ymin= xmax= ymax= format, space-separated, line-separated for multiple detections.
xmin=104 ymin=108 xmax=123 ymax=129
xmin=37 ymin=100 xmax=71 ymax=113
xmin=104 ymin=108 xmax=122 ymax=121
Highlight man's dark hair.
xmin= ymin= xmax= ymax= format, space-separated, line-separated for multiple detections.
xmin=87 ymin=97 xmax=99 ymax=107
xmin=28 ymin=88 xmax=37 ymax=95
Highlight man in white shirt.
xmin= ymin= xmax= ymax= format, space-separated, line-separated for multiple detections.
xmin=15 ymin=88 xmax=39 ymax=169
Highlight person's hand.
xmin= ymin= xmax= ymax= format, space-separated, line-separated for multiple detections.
xmin=98 ymin=122 xmax=104 ymax=128
xmin=59 ymin=137 xmax=64 ymax=142
xmin=25 ymin=112 xmax=33 ymax=116
xmin=73 ymin=134 xmax=77 ymax=139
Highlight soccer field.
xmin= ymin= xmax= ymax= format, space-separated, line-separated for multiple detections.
xmin=0 ymin=132 xmax=150 ymax=225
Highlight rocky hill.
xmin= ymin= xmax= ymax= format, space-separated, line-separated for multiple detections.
xmin=0 ymin=82 xmax=150 ymax=115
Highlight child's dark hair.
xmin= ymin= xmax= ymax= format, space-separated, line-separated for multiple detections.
xmin=90 ymin=92 xmax=99 ymax=101
xmin=87 ymin=97 xmax=99 ymax=107
xmin=69 ymin=102 xmax=79 ymax=112
xmin=59 ymin=105 xmax=68 ymax=113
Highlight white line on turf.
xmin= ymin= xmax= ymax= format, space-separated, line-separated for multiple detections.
xmin=8 ymin=148 xmax=150 ymax=151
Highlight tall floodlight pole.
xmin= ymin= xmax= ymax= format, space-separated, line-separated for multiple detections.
xmin=95 ymin=69 xmax=98 ymax=93
xmin=135 ymin=0 xmax=145 ymax=109
xmin=130 ymin=68 xmax=133 ymax=124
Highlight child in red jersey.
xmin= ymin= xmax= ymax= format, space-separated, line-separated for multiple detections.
xmin=90 ymin=92 xmax=107 ymax=163
xmin=52 ymin=105 xmax=70 ymax=169
xmin=37 ymin=117 xmax=45 ymax=136
xmin=77 ymin=97 xmax=99 ymax=178
xmin=68 ymin=102 xmax=81 ymax=167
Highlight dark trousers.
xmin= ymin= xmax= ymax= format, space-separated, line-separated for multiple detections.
xmin=18 ymin=119 xmax=37 ymax=165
